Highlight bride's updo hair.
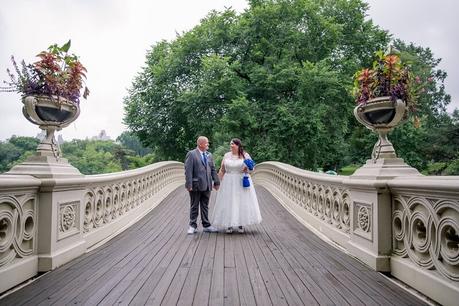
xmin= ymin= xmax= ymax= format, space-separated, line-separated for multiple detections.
xmin=231 ymin=138 xmax=245 ymax=158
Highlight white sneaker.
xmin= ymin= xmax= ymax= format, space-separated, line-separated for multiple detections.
xmin=238 ymin=226 xmax=244 ymax=233
xmin=187 ymin=226 xmax=197 ymax=234
xmin=203 ymin=225 xmax=218 ymax=233
xmin=226 ymin=227 xmax=233 ymax=234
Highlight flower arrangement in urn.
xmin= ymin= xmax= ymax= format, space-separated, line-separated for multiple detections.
xmin=1 ymin=40 xmax=89 ymax=104
xmin=353 ymin=48 xmax=421 ymax=127
xmin=351 ymin=47 xmax=428 ymax=161
xmin=1 ymin=40 xmax=89 ymax=159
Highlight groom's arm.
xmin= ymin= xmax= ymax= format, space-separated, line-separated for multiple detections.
xmin=184 ymin=151 xmax=193 ymax=190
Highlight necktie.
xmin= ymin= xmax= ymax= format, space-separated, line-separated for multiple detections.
xmin=202 ymin=152 xmax=207 ymax=166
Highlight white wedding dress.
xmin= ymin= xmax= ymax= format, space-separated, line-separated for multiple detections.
xmin=211 ymin=152 xmax=262 ymax=227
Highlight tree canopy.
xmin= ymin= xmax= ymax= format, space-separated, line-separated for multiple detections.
xmin=0 ymin=135 xmax=156 ymax=175
xmin=124 ymin=0 xmax=455 ymax=173
xmin=0 ymin=136 xmax=39 ymax=173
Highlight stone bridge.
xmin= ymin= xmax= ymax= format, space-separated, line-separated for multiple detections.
xmin=0 ymin=159 xmax=458 ymax=305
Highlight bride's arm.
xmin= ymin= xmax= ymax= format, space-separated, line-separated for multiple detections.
xmin=242 ymin=152 xmax=253 ymax=173
xmin=218 ymin=159 xmax=226 ymax=180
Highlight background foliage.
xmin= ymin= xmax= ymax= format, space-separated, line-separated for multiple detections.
xmin=125 ymin=0 xmax=458 ymax=170
xmin=2 ymin=0 xmax=457 ymax=175
xmin=123 ymin=0 xmax=456 ymax=174
xmin=0 ymin=132 xmax=155 ymax=175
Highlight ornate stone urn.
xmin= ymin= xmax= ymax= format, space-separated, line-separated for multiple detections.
xmin=352 ymin=96 xmax=420 ymax=178
xmin=7 ymin=95 xmax=82 ymax=178
xmin=354 ymin=96 xmax=406 ymax=160
xmin=22 ymin=95 xmax=80 ymax=158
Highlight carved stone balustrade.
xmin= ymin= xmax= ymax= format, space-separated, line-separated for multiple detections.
xmin=252 ymin=162 xmax=352 ymax=246
xmin=0 ymin=175 xmax=41 ymax=293
xmin=388 ymin=176 xmax=459 ymax=306
xmin=252 ymin=162 xmax=459 ymax=306
xmin=0 ymin=161 xmax=184 ymax=293
xmin=1 ymin=158 xmax=458 ymax=305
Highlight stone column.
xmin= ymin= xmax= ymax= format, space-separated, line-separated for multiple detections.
xmin=345 ymin=159 xmax=421 ymax=271
xmin=36 ymin=178 xmax=86 ymax=271
xmin=5 ymin=154 xmax=86 ymax=271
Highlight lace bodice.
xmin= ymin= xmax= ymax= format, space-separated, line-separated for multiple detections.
xmin=223 ymin=152 xmax=251 ymax=174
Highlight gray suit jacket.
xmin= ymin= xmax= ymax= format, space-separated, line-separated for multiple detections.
xmin=185 ymin=148 xmax=220 ymax=191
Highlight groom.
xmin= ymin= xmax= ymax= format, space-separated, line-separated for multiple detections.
xmin=184 ymin=136 xmax=220 ymax=234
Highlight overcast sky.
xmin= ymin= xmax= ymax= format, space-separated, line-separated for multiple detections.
xmin=1 ymin=0 xmax=457 ymax=141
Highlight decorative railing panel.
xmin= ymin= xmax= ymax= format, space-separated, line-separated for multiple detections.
xmin=253 ymin=162 xmax=351 ymax=246
xmin=254 ymin=162 xmax=459 ymax=306
xmin=81 ymin=163 xmax=184 ymax=234
xmin=0 ymin=161 xmax=184 ymax=294
xmin=0 ymin=176 xmax=40 ymax=268
xmin=389 ymin=177 xmax=459 ymax=285
xmin=0 ymin=175 xmax=41 ymax=293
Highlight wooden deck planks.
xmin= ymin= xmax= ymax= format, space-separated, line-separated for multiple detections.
xmin=222 ymin=229 xmax=240 ymax=306
xmin=209 ymin=233 xmax=225 ymax=305
xmin=233 ymin=235 xmax=257 ymax=306
xmin=0 ymin=186 xmax=427 ymax=306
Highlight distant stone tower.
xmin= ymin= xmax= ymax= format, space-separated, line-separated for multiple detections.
xmin=92 ymin=130 xmax=111 ymax=141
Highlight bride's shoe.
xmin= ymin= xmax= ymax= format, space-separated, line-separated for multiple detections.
xmin=226 ymin=227 xmax=233 ymax=234
xmin=238 ymin=226 xmax=244 ymax=233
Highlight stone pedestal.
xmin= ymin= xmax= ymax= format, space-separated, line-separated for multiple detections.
xmin=6 ymin=156 xmax=82 ymax=179
xmin=346 ymin=157 xmax=421 ymax=271
xmin=352 ymin=157 xmax=421 ymax=179
xmin=5 ymin=155 xmax=85 ymax=271
xmin=36 ymin=182 xmax=86 ymax=271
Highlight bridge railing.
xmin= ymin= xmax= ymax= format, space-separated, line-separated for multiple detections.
xmin=253 ymin=161 xmax=459 ymax=306
xmin=252 ymin=162 xmax=351 ymax=246
xmin=0 ymin=175 xmax=41 ymax=294
xmin=388 ymin=176 xmax=459 ymax=304
xmin=0 ymin=161 xmax=184 ymax=293
xmin=2 ymin=158 xmax=458 ymax=305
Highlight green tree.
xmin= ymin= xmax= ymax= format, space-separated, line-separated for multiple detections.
xmin=1 ymin=135 xmax=159 ymax=175
xmin=124 ymin=0 xmax=390 ymax=169
xmin=127 ymin=153 xmax=156 ymax=169
xmin=8 ymin=135 xmax=40 ymax=152
xmin=0 ymin=136 xmax=39 ymax=173
xmin=62 ymin=140 xmax=124 ymax=174
xmin=116 ymin=131 xmax=153 ymax=156
xmin=0 ymin=141 xmax=21 ymax=172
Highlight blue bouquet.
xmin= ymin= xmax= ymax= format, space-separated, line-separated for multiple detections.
xmin=242 ymin=159 xmax=255 ymax=188
xmin=243 ymin=159 xmax=255 ymax=171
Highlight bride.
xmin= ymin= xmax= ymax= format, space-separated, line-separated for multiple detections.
xmin=211 ymin=138 xmax=262 ymax=233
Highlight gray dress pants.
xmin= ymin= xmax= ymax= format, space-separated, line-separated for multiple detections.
xmin=189 ymin=190 xmax=211 ymax=228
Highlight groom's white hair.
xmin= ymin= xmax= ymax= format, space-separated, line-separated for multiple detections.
xmin=197 ymin=136 xmax=208 ymax=145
